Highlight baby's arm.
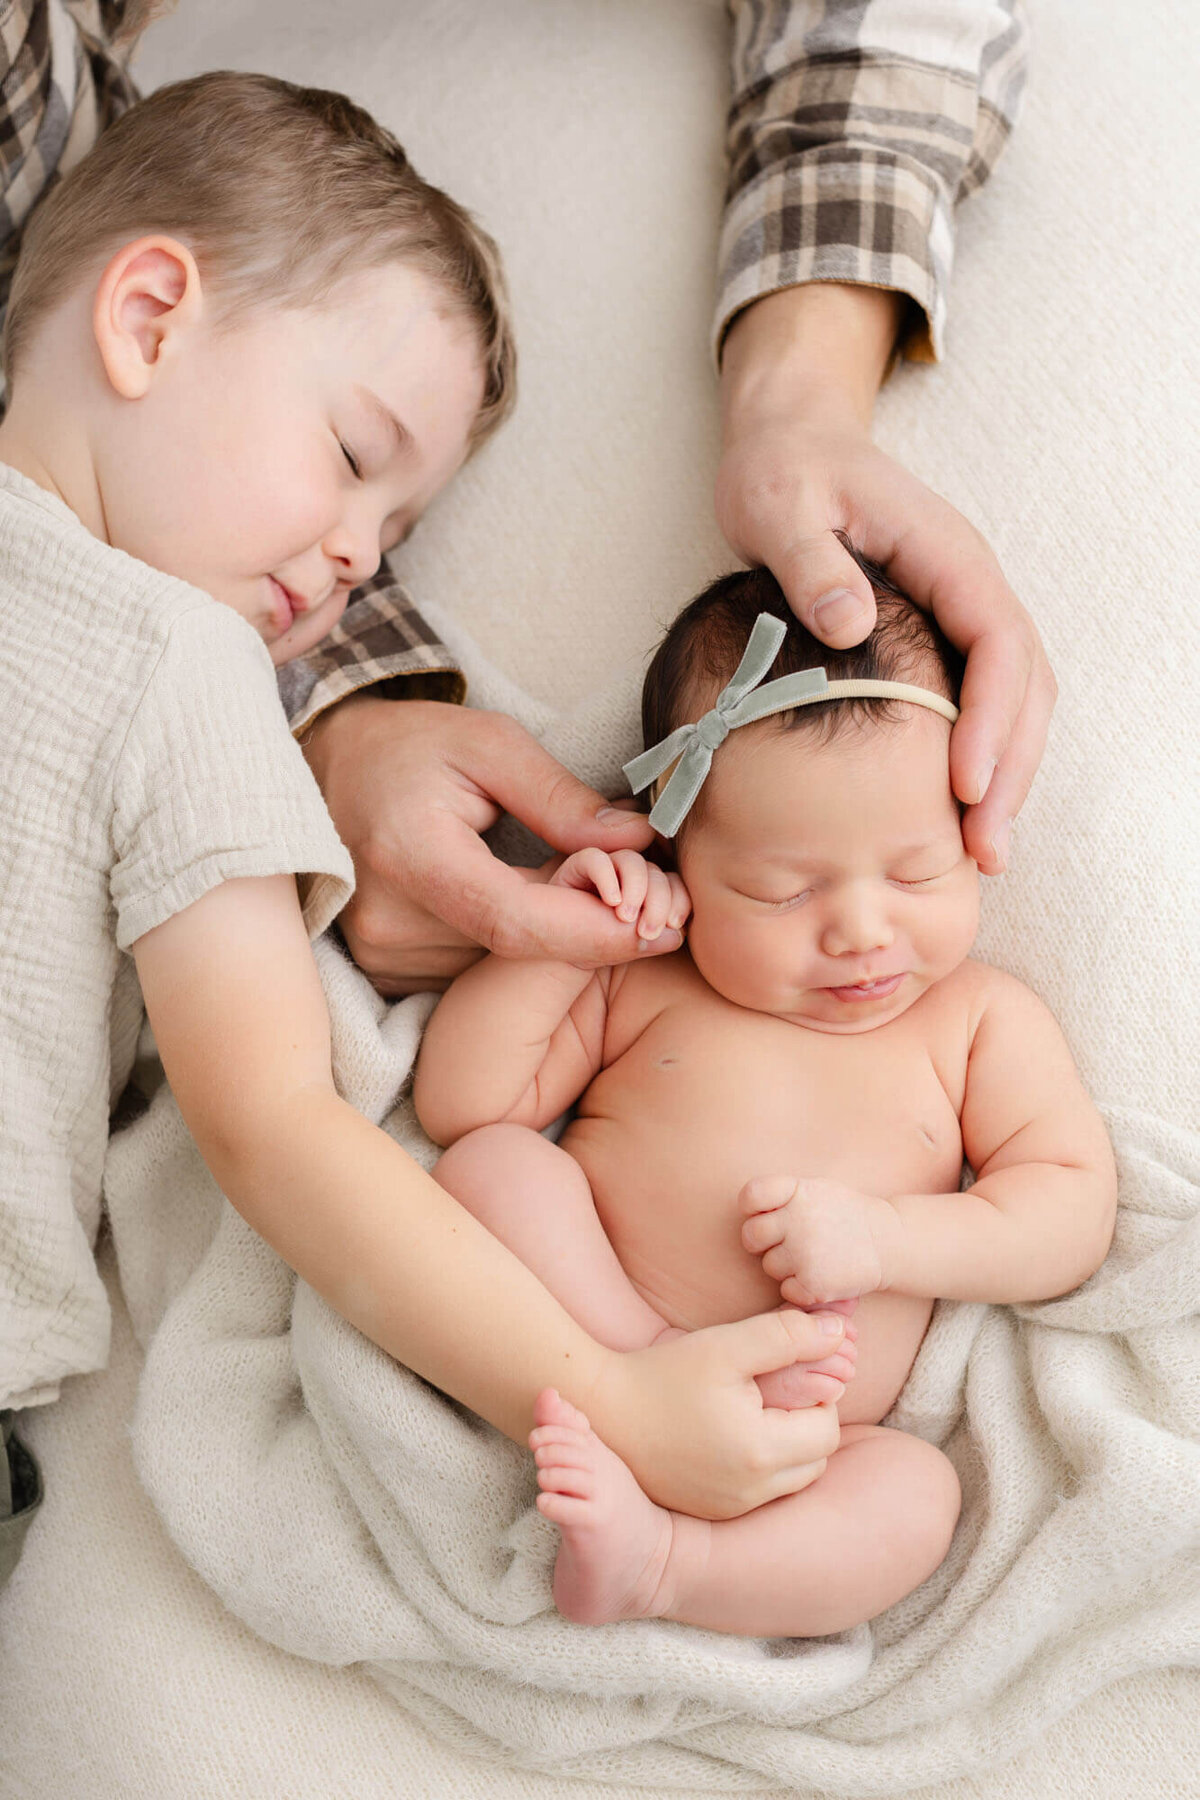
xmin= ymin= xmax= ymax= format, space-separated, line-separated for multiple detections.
xmin=743 ymin=971 xmax=1118 ymax=1306
xmin=133 ymin=872 xmax=840 ymax=1522
xmin=413 ymin=849 xmax=688 ymax=1144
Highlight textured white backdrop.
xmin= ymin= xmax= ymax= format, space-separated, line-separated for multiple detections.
xmin=0 ymin=2 xmax=1196 ymax=1794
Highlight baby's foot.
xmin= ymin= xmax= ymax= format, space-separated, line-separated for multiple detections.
xmin=529 ymin=1388 xmax=674 ymax=1626
xmin=755 ymin=1301 xmax=859 ymax=1409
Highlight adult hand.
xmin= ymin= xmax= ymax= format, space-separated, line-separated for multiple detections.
xmin=716 ymin=284 xmax=1057 ymax=876
xmin=302 ymin=695 xmax=659 ymax=994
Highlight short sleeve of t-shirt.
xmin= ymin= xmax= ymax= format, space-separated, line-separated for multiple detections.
xmin=110 ymin=604 xmax=355 ymax=949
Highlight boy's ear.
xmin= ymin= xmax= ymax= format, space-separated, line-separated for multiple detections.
xmin=92 ymin=235 xmax=203 ymax=399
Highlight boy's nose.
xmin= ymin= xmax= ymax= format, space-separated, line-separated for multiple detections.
xmin=819 ymin=884 xmax=894 ymax=957
xmin=323 ymin=520 xmax=382 ymax=587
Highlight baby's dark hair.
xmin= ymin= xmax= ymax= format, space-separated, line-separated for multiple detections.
xmin=640 ymin=542 xmax=964 ymax=827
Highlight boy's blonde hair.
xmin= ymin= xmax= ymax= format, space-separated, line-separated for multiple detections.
xmin=3 ymin=70 xmax=516 ymax=450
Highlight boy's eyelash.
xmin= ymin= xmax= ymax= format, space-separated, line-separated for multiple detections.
xmin=338 ymin=439 xmax=362 ymax=479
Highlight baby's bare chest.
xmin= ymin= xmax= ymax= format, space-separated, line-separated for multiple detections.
xmin=561 ymin=981 xmax=968 ymax=1334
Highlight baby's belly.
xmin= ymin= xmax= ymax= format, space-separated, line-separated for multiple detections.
xmin=560 ymin=1117 xmax=942 ymax=1427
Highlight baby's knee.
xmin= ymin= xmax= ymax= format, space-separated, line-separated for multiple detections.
xmin=894 ymin=1434 xmax=962 ymax=1566
xmin=841 ymin=1424 xmax=961 ymax=1570
xmin=434 ymin=1121 xmax=538 ymax=1196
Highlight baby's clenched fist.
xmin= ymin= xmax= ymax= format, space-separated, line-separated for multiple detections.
xmin=739 ymin=1173 xmax=897 ymax=1307
xmin=550 ymin=848 xmax=690 ymax=946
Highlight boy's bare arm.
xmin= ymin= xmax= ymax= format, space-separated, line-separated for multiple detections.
xmin=742 ymin=972 xmax=1118 ymax=1308
xmin=134 ymin=874 xmax=842 ymax=1521
xmin=413 ymin=847 xmax=688 ymax=1145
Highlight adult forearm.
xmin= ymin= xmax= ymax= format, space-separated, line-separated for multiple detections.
xmin=204 ymin=1085 xmax=610 ymax=1441
xmin=882 ymin=1166 xmax=1118 ymax=1304
xmin=720 ymin=283 xmax=903 ymax=435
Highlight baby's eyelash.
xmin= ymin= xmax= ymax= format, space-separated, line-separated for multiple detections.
xmin=339 ymin=439 xmax=362 ymax=479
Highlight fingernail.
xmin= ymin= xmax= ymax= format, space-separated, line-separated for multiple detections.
xmin=596 ymin=805 xmax=624 ymax=824
xmin=818 ymin=1314 xmax=845 ymax=1337
xmin=973 ymin=759 xmax=998 ymax=805
xmin=812 ymin=589 xmax=870 ymax=635
xmin=637 ymin=928 xmax=681 ymax=953
xmin=988 ymin=818 xmax=1013 ymax=868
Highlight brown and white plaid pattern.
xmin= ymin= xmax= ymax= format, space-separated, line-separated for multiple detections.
xmin=717 ymin=0 xmax=1029 ymax=363
xmin=0 ymin=2 xmax=1028 ymax=727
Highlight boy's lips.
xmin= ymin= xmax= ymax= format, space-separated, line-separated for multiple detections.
xmin=268 ymin=576 xmax=309 ymax=634
xmin=822 ymin=973 xmax=907 ymax=1003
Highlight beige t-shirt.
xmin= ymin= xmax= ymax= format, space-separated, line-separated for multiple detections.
xmin=0 ymin=463 xmax=355 ymax=1411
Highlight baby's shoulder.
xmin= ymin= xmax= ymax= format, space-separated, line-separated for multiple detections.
xmin=942 ymin=957 xmax=1061 ymax=1047
xmin=602 ymin=946 xmax=697 ymax=1060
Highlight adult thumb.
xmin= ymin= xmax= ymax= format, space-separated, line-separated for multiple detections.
xmin=770 ymin=530 xmax=878 ymax=649
xmin=727 ymin=1306 xmax=847 ymax=1379
xmin=470 ymin=720 xmax=653 ymax=853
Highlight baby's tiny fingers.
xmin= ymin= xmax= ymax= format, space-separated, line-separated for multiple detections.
xmin=636 ymin=864 xmax=674 ymax=940
xmin=610 ymin=848 xmax=649 ymax=923
xmin=741 ymin=1212 xmax=787 ymax=1254
xmin=738 ymin=1173 xmax=798 ymax=1216
xmin=665 ymin=872 xmax=692 ymax=930
xmin=560 ymin=847 xmax=621 ymax=907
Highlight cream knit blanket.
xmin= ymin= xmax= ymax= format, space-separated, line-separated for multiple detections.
xmin=102 ymin=625 xmax=1200 ymax=1796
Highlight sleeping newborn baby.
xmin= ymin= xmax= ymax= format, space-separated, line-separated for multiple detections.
xmin=413 ymin=561 xmax=1116 ymax=1639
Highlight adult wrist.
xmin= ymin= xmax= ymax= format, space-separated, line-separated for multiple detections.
xmin=720 ymin=283 xmax=904 ymax=437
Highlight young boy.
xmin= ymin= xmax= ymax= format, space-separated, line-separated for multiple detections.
xmin=414 ymin=565 xmax=1118 ymax=1638
xmin=0 ymin=71 xmax=848 ymax=1583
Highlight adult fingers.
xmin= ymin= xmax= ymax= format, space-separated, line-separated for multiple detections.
xmin=453 ymin=713 xmax=653 ymax=854
xmin=961 ymin=661 xmax=1057 ymax=874
xmin=400 ymin=814 xmax=680 ymax=964
xmin=767 ymin=530 xmax=879 ymax=648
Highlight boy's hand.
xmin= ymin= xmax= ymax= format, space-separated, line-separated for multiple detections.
xmin=582 ymin=1307 xmax=848 ymax=1519
xmin=738 ymin=1173 xmax=898 ymax=1307
xmin=549 ymin=847 xmax=690 ymax=950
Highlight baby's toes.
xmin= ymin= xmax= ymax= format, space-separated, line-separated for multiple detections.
xmin=755 ymin=1366 xmax=846 ymax=1410
xmin=531 ymin=1386 xmax=590 ymax=1435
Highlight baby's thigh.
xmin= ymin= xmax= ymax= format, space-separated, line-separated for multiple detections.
xmin=793 ymin=1424 xmax=961 ymax=1625
xmin=433 ymin=1124 xmax=669 ymax=1349
xmin=433 ymin=1123 xmax=590 ymax=1230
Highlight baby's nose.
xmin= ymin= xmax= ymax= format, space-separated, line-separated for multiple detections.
xmin=820 ymin=884 xmax=894 ymax=955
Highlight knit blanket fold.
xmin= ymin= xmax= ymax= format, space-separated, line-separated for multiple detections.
xmin=103 ymin=643 xmax=1200 ymax=1795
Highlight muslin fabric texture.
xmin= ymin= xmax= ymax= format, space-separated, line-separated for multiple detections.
xmin=0 ymin=465 xmax=352 ymax=1416
xmin=0 ymin=0 xmax=1196 ymax=1794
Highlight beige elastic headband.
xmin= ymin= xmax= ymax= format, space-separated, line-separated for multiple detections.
xmin=623 ymin=613 xmax=959 ymax=836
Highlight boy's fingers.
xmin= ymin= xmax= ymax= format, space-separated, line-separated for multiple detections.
xmin=721 ymin=1305 xmax=846 ymax=1379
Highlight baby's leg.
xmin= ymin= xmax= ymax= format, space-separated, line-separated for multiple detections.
xmin=434 ymin=1124 xmax=853 ymax=1399
xmin=532 ymin=1390 xmax=960 ymax=1637
xmin=433 ymin=1124 xmax=669 ymax=1350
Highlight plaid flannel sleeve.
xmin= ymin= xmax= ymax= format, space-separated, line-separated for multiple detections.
xmin=716 ymin=0 xmax=1030 ymax=364
xmin=0 ymin=1 xmax=464 ymax=732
